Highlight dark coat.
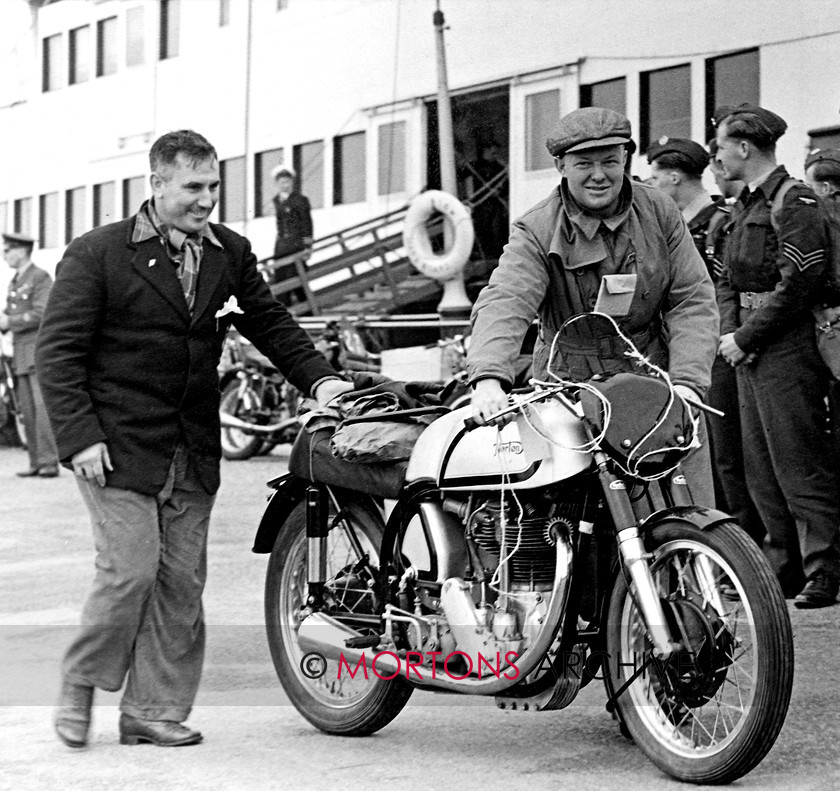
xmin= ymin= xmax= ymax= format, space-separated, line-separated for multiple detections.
xmin=35 ymin=216 xmax=337 ymax=495
xmin=273 ymin=191 xmax=313 ymax=258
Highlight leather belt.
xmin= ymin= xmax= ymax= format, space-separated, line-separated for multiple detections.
xmin=739 ymin=291 xmax=774 ymax=310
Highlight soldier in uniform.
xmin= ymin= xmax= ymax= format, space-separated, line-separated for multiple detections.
xmin=647 ymin=137 xmax=764 ymax=546
xmin=714 ymin=104 xmax=840 ymax=608
xmin=468 ymin=107 xmax=719 ymax=505
xmin=0 ymin=232 xmax=59 ymax=477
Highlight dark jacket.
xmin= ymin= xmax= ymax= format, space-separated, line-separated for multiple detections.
xmin=35 ymin=216 xmax=337 ymax=495
xmin=717 ymin=166 xmax=829 ymax=352
xmin=273 ymin=191 xmax=313 ymax=258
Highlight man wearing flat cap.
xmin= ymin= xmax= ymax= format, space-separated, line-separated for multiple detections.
xmin=647 ymin=137 xmax=764 ymax=547
xmin=1 ymin=232 xmax=59 ymax=477
xmin=468 ymin=107 xmax=719 ymax=503
xmin=714 ymin=104 xmax=840 ymax=608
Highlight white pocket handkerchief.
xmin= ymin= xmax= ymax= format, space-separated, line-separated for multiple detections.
xmin=215 ymin=296 xmax=244 ymax=319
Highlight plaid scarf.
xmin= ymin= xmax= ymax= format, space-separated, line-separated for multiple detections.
xmin=134 ymin=200 xmax=221 ymax=313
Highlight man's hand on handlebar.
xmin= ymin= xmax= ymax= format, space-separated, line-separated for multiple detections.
xmin=471 ymin=378 xmax=515 ymax=427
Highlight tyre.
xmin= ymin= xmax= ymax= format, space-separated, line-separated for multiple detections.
xmin=265 ymin=498 xmax=412 ymax=735
xmin=606 ymin=520 xmax=793 ymax=784
xmin=219 ymin=380 xmax=264 ymax=460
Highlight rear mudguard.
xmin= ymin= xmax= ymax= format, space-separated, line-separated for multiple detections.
xmin=251 ymin=473 xmax=385 ymax=554
xmin=251 ymin=473 xmax=311 ymax=553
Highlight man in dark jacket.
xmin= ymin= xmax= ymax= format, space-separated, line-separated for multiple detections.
xmin=270 ymin=166 xmax=313 ymax=305
xmin=715 ymin=104 xmax=840 ymax=608
xmin=36 ymin=130 xmax=350 ymax=749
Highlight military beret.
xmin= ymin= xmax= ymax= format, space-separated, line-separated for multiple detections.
xmin=271 ymin=166 xmax=295 ymax=180
xmin=805 ymin=147 xmax=840 ymax=171
xmin=2 ymin=231 xmax=35 ymax=248
xmin=646 ymin=137 xmax=710 ymax=173
xmin=712 ymin=103 xmax=787 ymax=143
xmin=546 ymin=107 xmax=633 ymax=158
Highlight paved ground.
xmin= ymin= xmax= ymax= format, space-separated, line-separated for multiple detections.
xmin=0 ymin=444 xmax=838 ymax=790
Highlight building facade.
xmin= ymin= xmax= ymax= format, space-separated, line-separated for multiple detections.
xmin=1 ymin=0 xmax=839 ymax=274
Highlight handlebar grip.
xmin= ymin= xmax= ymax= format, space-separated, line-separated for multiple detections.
xmin=463 ymin=416 xmax=480 ymax=432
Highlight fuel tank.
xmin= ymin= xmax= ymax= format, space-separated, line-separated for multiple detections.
xmin=405 ymin=401 xmax=592 ymax=490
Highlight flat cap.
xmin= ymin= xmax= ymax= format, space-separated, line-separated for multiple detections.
xmin=712 ymin=103 xmax=787 ymax=143
xmin=646 ymin=136 xmax=710 ymax=174
xmin=546 ymin=107 xmax=633 ymax=158
xmin=271 ymin=165 xmax=295 ymax=180
xmin=2 ymin=231 xmax=35 ymax=248
xmin=805 ymin=147 xmax=840 ymax=170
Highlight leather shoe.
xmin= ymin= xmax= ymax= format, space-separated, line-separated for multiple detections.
xmin=119 ymin=713 xmax=202 ymax=747
xmin=54 ymin=680 xmax=94 ymax=748
xmin=16 ymin=468 xmax=41 ymax=478
xmin=38 ymin=466 xmax=60 ymax=478
xmin=794 ymin=573 xmax=840 ymax=609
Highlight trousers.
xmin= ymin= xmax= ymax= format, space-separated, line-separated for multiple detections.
xmin=15 ymin=371 xmax=58 ymax=469
xmin=736 ymin=321 xmax=840 ymax=588
xmin=62 ymin=445 xmax=215 ymax=721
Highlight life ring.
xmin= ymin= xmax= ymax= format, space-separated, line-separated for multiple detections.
xmin=403 ymin=190 xmax=475 ymax=282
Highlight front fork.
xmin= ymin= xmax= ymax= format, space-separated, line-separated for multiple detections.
xmin=596 ymin=451 xmax=681 ymax=658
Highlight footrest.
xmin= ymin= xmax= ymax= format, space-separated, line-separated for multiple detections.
xmin=344 ymin=634 xmax=381 ymax=649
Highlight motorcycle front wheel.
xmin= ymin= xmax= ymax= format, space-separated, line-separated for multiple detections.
xmin=219 ymin=380 xmax=265 ymax=460
xmin=606 ymin=520 xmax=793 ymax=785
xmin=265 ymin=498 xmax=412 ymax=735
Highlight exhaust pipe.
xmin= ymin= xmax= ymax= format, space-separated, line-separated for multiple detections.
xmin=219 ymin=412 xmax=297 ymax=434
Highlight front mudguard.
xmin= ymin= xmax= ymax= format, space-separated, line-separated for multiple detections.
xmin=638 ymin=505 xmax=733 ymax=538
xmin=251 ymin=473 xmax=311 ymax=553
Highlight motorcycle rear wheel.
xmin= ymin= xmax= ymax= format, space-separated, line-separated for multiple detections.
xmin=265 ymin=499 xmax=412 ymax=735
xmin=606 ymin=520 xmax=793 ymax=785
xmin=219 ymin=380 xmax=264 ymax=460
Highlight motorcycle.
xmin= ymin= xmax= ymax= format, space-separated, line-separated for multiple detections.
xmin=218 ymin=332 xmax=300 ymax=460
xmin=252 ymin=313 xmax=793 ymax=784
xmin=219 ymin=322 xmax=382 ymax=461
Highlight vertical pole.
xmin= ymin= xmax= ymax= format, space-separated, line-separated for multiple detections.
xmin=433 ymin=2 xmax=472 ymax=326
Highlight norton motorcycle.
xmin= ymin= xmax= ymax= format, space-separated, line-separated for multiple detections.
xmin=253 ymin=313 xmax=793 ymax=785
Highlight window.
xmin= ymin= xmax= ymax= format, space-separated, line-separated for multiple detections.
xmin=525 ymin=89 xmax=560 ymax=171
xmin=126 ymin=6 xmax=145 ymax=67
xmin=96 ymin=16 xmax=117 ymax=77
xmin=93 ymin=182 xmax=116 ymax=227
xmin=39 ymin=193 xmax=59 ymax=249
xmin=220 ymin=157 xmax=246 ymax=223
xmin=333 ymin=132 xmax=366 ymax=205
xmin=705 ymin=49 xmax=759 ymax=141
xmin=122 ymin=176 xmax=145 ymax=217
xmin=277 ymin=0 xmax=289 ymax=9
xmin=293 ymin=141 xmax=325 ymax=210
xmin=65 ymin=187 xmax=86 ymax=243
xmin=0 ymin=203 xmax=7 ymax=235
xmin=254 ymin=148 xmax=284 ymax=217
xmin=13 ymin=198 xmax=32 ymax=237
xmin=809 ymin=126 xmax=840 ymax=150
xmin=377 ymin=122 xmax=406 ymax=195
xmin=69 ymin=25 xmax=90 ymax=85
xmin=160 ymin=0 xmax=180 ymax=60
xmin=219 ymin=0 xmax=231 ymax=26
xmin=42 ymin=33 xmax=63 ymax=92
xmin=640 ymin=64 xmax=691 ymax=152
xmin=580 ymin=77 xmax=626 ymax=115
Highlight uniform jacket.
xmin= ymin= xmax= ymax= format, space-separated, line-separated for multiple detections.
xmin=717 ymin=166 xmax=829 ymax=352
xmin=273 ymin=191 xmax=313 ymax=258
xmin=686 ymin=197 xmax=729 ymax=283
xmin=468 ymin=178 xmax=719 ymax=396
xmin=35 ymin=215 xmax=337 ymax=495
xmin=5 ymin=263 xmax=53 ymax=374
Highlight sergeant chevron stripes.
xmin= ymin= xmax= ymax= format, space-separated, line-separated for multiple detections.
xmin=782 ymin=242 xmax=825 ymax=272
